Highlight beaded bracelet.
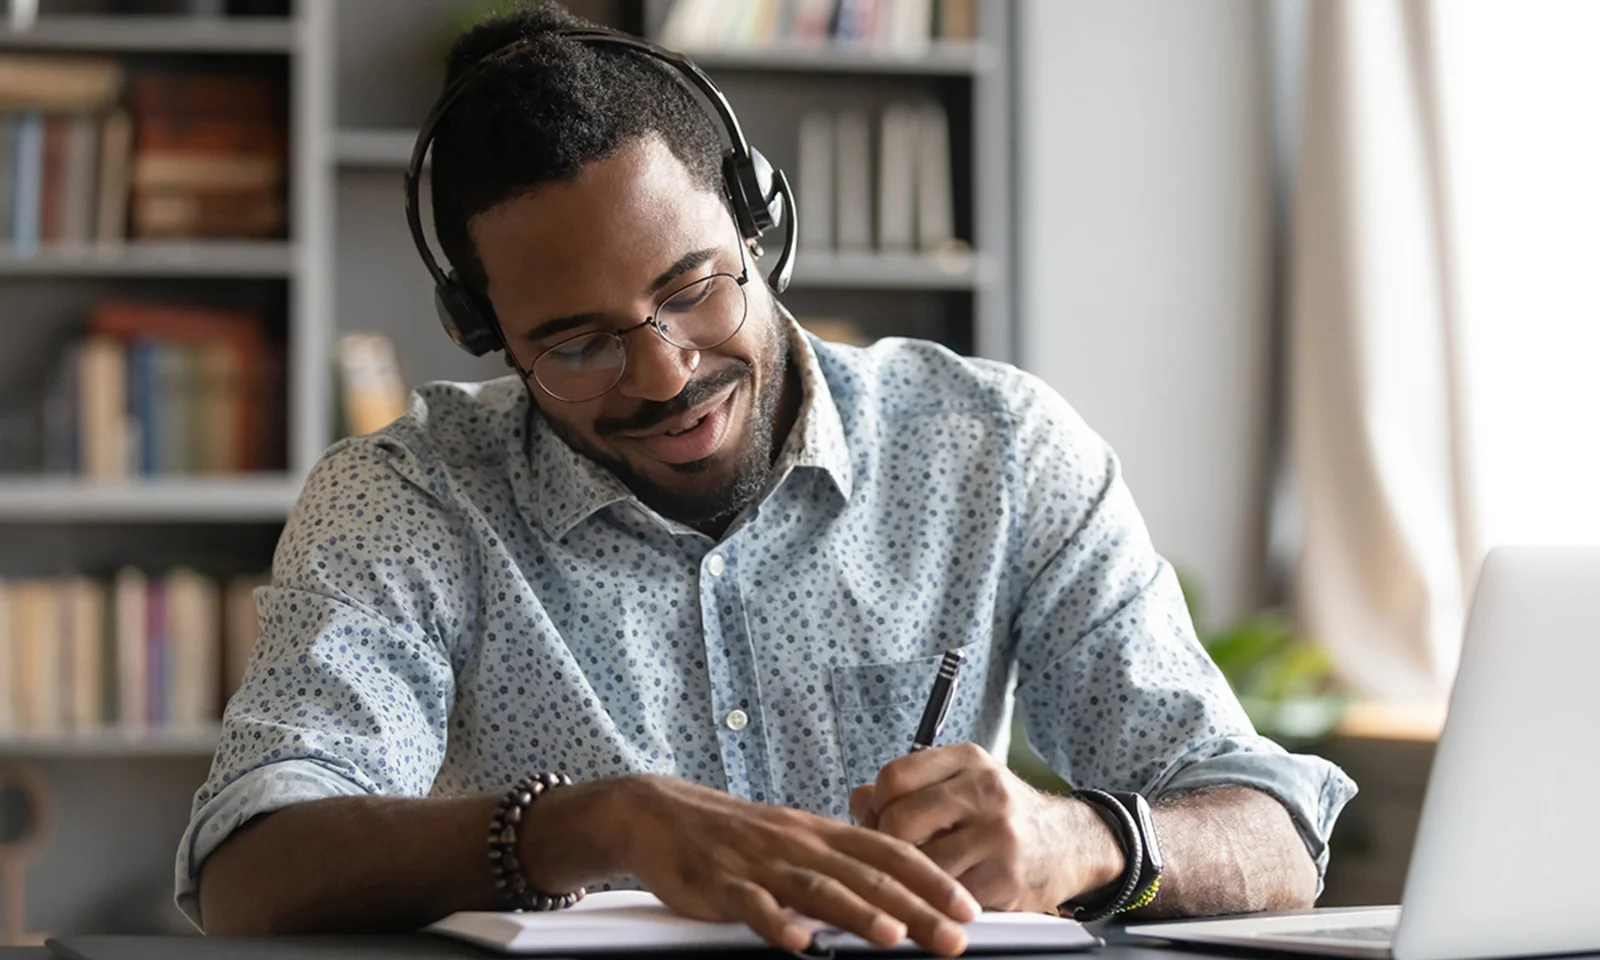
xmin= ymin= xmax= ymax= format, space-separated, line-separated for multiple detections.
xmin=488 ymin=772 xmax=586 ymax=912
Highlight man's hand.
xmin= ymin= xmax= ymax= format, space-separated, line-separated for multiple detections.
xmin=850 ymin=743 xmax=1124 ymax=913
xmin=615 ymin=774 xmax=980 ymax=955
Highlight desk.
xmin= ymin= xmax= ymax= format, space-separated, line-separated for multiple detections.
xmin=16 ymin=935 xmax=1600 ymax=960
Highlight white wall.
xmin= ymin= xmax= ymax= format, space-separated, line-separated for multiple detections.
xmin=1015 ymin=0 xmax=1274 ymax=627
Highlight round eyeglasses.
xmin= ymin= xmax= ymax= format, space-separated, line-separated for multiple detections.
xmin=527 ymin=262 xmax=750 ymax=403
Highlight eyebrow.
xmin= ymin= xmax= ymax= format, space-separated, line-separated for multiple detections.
xmin=521 ymin=246 xmax=721 ymax=343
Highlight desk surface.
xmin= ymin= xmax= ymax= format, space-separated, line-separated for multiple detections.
xmin=19 ymin=934 xmax=1600 ymax=960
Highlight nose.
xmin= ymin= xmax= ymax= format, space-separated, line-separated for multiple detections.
xmin=615 ymin=321 xmax=698 ymax=402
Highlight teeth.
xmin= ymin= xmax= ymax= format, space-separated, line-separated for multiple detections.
xmin=667 ymin=416 xmax=704 ymax=437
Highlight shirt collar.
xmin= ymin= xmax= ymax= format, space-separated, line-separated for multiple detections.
xmin=514 ymin=312 xmax=855 ymax=539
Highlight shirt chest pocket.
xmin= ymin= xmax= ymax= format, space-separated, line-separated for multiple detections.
xmin=830 ymin=640 xmax=989 ymax=790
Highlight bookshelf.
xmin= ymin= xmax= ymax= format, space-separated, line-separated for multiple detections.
xmin=0 ymin=0 xmax=318 ymax=938
xmin=0 ymin=15 xmax=297 ymax=54
xmin=0 ymin=240 xmax=295 ymax=278
xmin=0 ymin=0 xmax=1015 ymax=937
xmin=0 ymin=723 xmax=221 ymax=759
xmin=0 ymin=475 xmax=299 ymax=522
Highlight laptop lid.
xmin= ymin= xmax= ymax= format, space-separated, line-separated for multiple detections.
xmin=1394 ymin=546 xmax=1600 ymax=960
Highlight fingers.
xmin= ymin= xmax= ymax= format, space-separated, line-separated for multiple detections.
xmin=916 ymin=828 xmax=990 ymax=885
xmin=763 ymin=864 xmax=914 ymax=951
xmin=722 ymin=879 xmax=816 ymax=953
xmin=800 ymin=844 xmax=970 ymax=956
xmin=832 ymin=824 xmax=982 ymax=923
xmin=849 ymin=784 xmax=876 ymax=827
xmin=954 ymin=857 xmax=1024 ymax=911
xmin=874 ymin=776 xmax=967 ymax=846
xmin=869 ymin=742 xmax=989 ymax=820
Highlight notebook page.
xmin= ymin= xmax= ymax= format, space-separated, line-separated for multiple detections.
xmin=428 ymin=890 xmax=1097 ymax=955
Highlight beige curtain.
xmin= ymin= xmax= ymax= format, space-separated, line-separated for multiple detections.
xmin=1288 ymin=0 xmax=1475 ymax=700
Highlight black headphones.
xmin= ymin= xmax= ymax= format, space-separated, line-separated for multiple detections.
xmin=404 ymin=27 xmax=798 ymax=358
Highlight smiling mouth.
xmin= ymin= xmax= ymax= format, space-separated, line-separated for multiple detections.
xmin=619 ymin=383 xmax=740 ymax=440
xmin=618 ymin=385 xmax=740 ymax=466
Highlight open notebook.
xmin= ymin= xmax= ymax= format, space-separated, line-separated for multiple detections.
xmin=428 ymin=890 xmax=1100 ymax=955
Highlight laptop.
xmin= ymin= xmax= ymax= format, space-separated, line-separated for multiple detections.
xmin=1125 ymin=545 xmax=1600 ymax=960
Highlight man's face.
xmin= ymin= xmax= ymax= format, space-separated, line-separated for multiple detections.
xmin=470 ymin=135 xmax=790 ymax=528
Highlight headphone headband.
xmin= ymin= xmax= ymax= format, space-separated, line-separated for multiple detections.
xmin=404 ymin=26 xmax=797 ymax=357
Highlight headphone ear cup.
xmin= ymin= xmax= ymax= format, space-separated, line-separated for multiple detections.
xmin=434 ymin=276 xmax=503 ymax=357
xmin=723 ymin=148 xmax=782 ymax=239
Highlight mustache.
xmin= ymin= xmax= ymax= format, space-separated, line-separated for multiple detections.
xmin=593 ymin=361 xmax=752 ymax=436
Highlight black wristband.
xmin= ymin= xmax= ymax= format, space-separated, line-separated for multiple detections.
xmin=1064 ymin=788 xmax=1144 ymax=922
xmin=488 ymin=772 xmax=586 ymax=912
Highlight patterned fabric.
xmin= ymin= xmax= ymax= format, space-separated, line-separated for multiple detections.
xmin=175 ymin=324 xmax=1355 ymax=923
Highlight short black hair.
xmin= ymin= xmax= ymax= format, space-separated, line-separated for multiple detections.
xmin=429 ymin=1 xmax=726 ymax=300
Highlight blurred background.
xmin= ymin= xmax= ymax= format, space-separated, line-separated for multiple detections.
xmin=0 ymin=0 xmax=1594 ymax=941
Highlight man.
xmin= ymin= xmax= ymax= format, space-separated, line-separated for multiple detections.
xmin=184 ymin=3 xmax=1353 ymax=954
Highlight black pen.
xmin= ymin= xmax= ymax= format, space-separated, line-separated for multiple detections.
xmin=910 ymin=650 xmax=965 ymax=752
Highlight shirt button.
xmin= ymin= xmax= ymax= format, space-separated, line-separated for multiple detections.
xmin=725 ymin=709 xmax=748 ymax=731
xmin=707 ymin=554 xmax=726 ymax=577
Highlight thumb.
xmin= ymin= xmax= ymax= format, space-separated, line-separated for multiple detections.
xmin=849 ymin=784 xmax=877 ymax=826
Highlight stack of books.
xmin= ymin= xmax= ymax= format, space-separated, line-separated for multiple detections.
xmin=0 ymin=569 xmax=268 ymax=732
xmin=0 ymin=56 xmax=133 ymax=255
xmin=0 ymin=56 xmax=290 ymax=252
xmin=797 ymin=101 xmax=961 ymax=257
xmin=0 ymin=299 xmax=285 ymax=478
xmin=659 ymin=0 xmax=977 ymax=53
xmin=129 ymin=71 xmax=287 ymax=240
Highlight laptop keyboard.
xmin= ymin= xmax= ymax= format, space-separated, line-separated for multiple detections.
xmin=1289 ymin=924 xmax=1396 ymax=943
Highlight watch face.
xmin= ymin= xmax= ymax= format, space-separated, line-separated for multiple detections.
xmin=1131 ymin=793 xmax=1163 ymax=872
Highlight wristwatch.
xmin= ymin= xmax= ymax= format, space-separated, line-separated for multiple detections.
xmin=1062 ymin=789 xmax=1163 ymax=921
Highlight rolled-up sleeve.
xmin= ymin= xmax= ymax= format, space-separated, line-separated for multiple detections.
xmin=1001 ymin=368 xmax=1355 ymax=886
xmin=175 ymin=437 xmax=465 ymax=927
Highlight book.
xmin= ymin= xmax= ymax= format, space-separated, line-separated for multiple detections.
xmin=165 ymin=568 xmax=219 ymax=726
xmin=877 ymin=103 xmax=917 ymax=252
xmin=154 ymin=344 xmax=192 ymax=476
xmin=0 ymin=580 xmax=10 ymax=730
xmin=146 ymin=577 xmax=167 ymax=726
xmin=0 ymin=56 xmax=123 ymax=112
xmin=11 ymin=579 xmax=59 ymax=731
xmin=129 ymin=72 xmax=287 ymax=240
xmin=61 ymin=112 xmax=99 ymax=244
xmin=797 ymin=112 xmax=834 ymax=250
xmin=336 ymin=333 xmax=409 ymax=436
xmin=429 ymin=890 xmax=1099 ymax=955
xmin=89 ymin=299 xmax=277 ymax=474
xmin=12 ymin=111 xmax=44 ymax=256
xmin=114 ymin=567 xmax=148 ymax=728
xmin=0 ymin=117 xmax=16 ymax=246
xmin=79 ymin=335 xmax=130 ymax=480
xmin=891 ymin=0 xmax=935 ymax=54
xmin=800 ymin=317 xmax=871 ymax=346
xmin=834 ymin=109 xmax=873 ymax=251
xmin=39 ymin=114 xmax=70 ymax=243
xmin=195 ymin=339 xmax=242 ymax=474
xmin=94 ymin=109 xmax=132 ymax=245
xmin=915 ymin=100 xmax=958 ymax=254
xmin=937 ymin=0 xmax=977 ymax=40
xmin=65 ymin=577 xmax=105 ymax=729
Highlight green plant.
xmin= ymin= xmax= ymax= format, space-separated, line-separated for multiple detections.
xmin=1178 ymin=573 xmax=1349 ymax=746
xmin=1004 ymin=574 xmax=1349 ymax=791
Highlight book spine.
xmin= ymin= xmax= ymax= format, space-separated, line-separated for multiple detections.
xmin=115 ymin=567 xmax=147 ymax=728
xmin=127 ymin=340 xmax=159 ymax=477
xmin=146 ymin=579 xmax=166 ymax=726
xmin=12 ymin=112 xmax=45 ymax=256
xmin=0 ymin=116 xmax=16 ymax=247
xmin=0 ymin=579 xmax=10 ymax=731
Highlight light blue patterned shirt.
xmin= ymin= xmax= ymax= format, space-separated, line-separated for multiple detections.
xmin=176 ymin=325 xmax=1354 ymax=923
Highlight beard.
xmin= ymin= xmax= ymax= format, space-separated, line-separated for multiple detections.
xmin=541 ymin=305 xmax=792 ymax=528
